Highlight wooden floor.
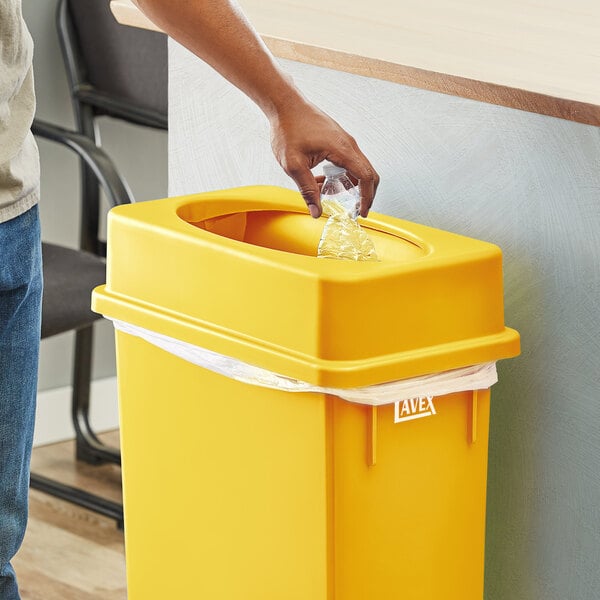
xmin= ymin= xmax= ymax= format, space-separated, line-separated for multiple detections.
xmin=13 ymin=431 xmax=127 ymax=600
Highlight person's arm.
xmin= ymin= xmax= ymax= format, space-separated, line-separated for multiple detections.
xmin=133 ymin=0 xmax=379 ymax=217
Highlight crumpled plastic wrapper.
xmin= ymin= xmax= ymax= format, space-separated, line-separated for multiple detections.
xmin=317 ymin=198 xmax=378 ymax=262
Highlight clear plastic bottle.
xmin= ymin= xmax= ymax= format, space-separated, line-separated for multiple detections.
xmin=320 ymin=162 xmax=360 ymax=219
xmin=317 ymin=162 xmax=378 ymax=262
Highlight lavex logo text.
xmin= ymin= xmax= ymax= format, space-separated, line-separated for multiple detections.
xmin=394 ymin=396 xmax=436 ymax=424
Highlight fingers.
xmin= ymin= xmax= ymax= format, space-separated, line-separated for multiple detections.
xmin=286 ymin=162 xmax=322 ymax=218
xmin=329 ymin=152 xmax=379 ymax=218
xmin=287 ymin=154 xmax=378 ymax=220
xmin=357 ymin=171 xmax=378 ymax=218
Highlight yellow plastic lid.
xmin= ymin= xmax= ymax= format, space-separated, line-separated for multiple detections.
xmin=92 ymin=186 xmax=519 ymax=387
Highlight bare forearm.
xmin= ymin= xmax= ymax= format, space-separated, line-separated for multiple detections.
xmin=133 ymin=0 xmax=305 ymax=119
xmin=133 ymin=0 xmax=379 ymax=216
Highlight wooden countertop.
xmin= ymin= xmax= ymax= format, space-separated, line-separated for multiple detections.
xmin=110 ymin=0 xmax=600 ymax=126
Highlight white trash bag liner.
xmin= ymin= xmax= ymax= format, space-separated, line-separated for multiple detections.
xmin=111 ymin=319 xmax=498 ymax=407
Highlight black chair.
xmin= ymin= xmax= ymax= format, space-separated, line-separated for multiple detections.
xmin=32 ymin=119 xmax=133 ymax=527
xmin=29 ymin=0 xmax=167 ymax=528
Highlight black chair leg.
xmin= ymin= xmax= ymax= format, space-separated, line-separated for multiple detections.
xmin=72 ymin=325 xmax=121 ymax=466
xmin=30 ymin=473 xmax=124 ymax=529
xmin=29 ymin=324 xmax=124 ymax=529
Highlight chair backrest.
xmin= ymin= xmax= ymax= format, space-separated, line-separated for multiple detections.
xmin=55 ymin=0 xmax=167 ymax=255
xmin=57 ymin=0 xmax=168 ymax=130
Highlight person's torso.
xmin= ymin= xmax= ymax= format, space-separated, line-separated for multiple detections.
xmin=0 ymin=0 xmax=39 ymax=223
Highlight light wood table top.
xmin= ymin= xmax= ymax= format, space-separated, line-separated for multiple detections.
xmin=110 ymin=0 xmax=600 ymax=126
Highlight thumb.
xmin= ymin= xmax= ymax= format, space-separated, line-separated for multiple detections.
xmin=290 ymin=167 xmax=322 ymax=218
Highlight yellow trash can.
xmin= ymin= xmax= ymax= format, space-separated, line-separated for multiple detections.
xmin=92 ymin=185 xmax=519 ymax=600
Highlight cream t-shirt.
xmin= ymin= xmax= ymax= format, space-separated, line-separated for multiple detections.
xmin=0 ymin=0 xmax=39 ymax=223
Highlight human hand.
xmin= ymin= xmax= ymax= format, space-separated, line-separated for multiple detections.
xmin=269 ymin=98 xmax=379 ymax=218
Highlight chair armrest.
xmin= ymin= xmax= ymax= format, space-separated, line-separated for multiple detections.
xmin=32 ymin=119 xmax=135 ymax=207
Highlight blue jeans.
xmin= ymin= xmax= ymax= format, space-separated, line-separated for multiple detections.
xmin=0 ymin=205 xmax=42 ymax=600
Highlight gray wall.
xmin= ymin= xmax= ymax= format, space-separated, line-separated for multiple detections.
xmin=170 ymin=44 xmax=600 ymax=599
xmin=23 ymin=0 xmax=168 ymax=391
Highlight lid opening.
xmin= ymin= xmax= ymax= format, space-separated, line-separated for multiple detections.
xmin=182 ymin=209 xmax=426 ymax=262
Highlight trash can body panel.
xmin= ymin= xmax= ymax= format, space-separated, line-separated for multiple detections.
xmin=117 ymin=328 xmax=492 ymax=599
xmin=331 ymin=391 xmax=490 ymax=600
xmin=117 ymin=331 xmax=331 ymax=600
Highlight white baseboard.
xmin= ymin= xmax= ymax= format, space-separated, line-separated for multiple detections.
xmin=34 ymin=376 xmax=119 ymax=448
